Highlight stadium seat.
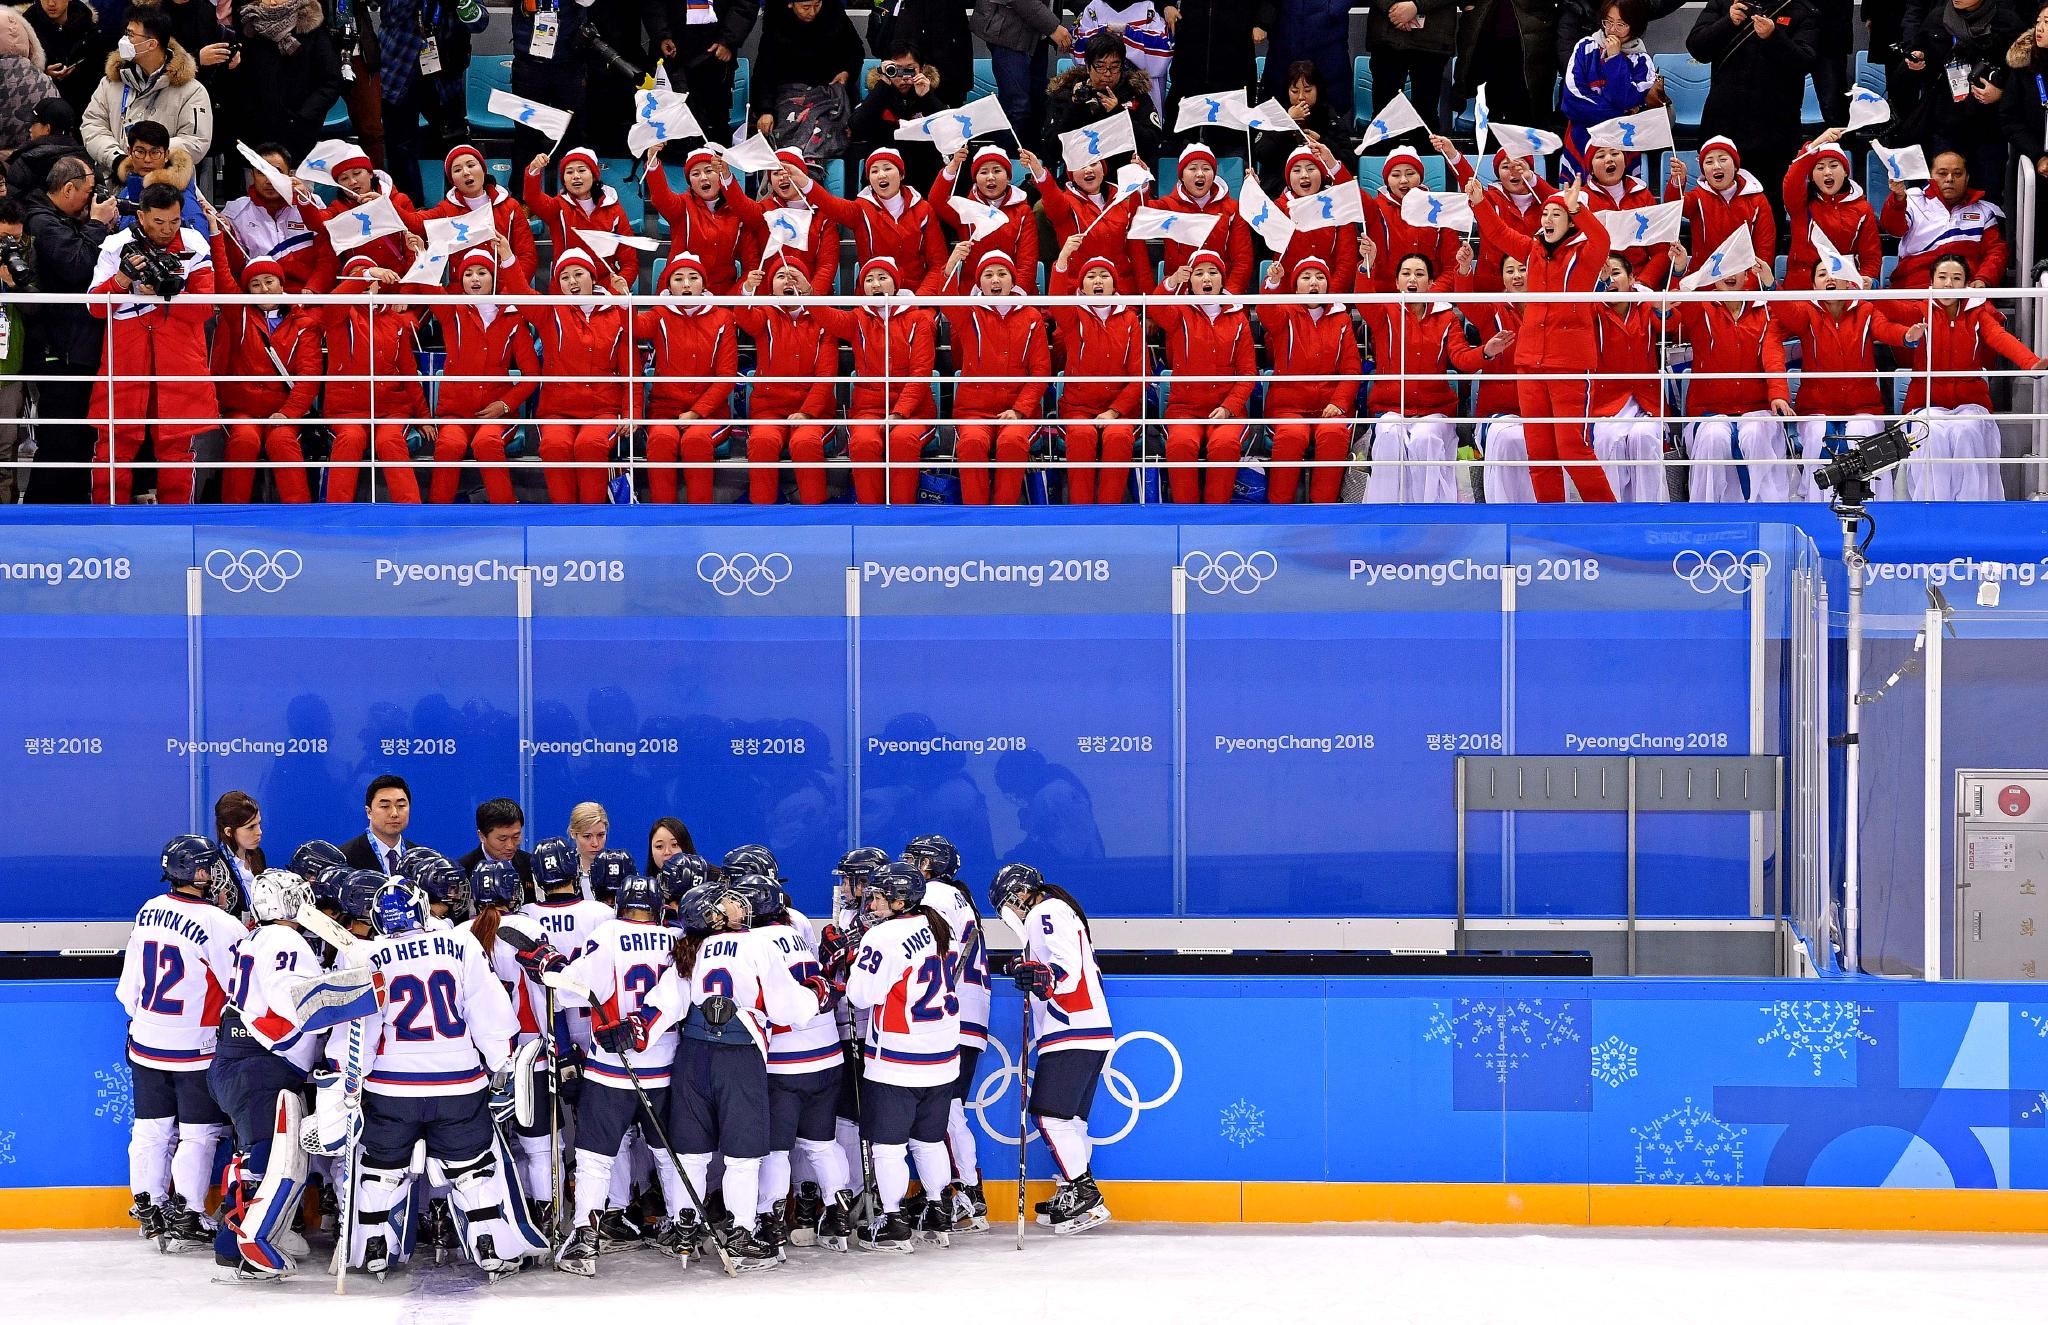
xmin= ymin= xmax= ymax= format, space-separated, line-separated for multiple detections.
xmin=1660 ymin=150 xmax=1699 ymax=194
xmin=732 ymin=57 xmax=750 ymax=131
xmin=824 ymin=158 xmax=846 ymax=197
xmin=419 ymin=160 xmax=445 ymax=203
xmin=601 ymin=159 xmax=643 ymax=228
xmin=323 ymin=96 xmax=350 ymax=131
xmin=1218 ymin=156 xmax=1245 ymax=195
xmin=1654 ymin=54 xmax=1712 ymax=134
xmin=1800 ymin=76 xmax=1822 ymax=128
xmin=861 ymin=57 xmax=878 ymax=87
xmin=1855 ymin=52 xmax=1886 ymax=98
xmin=467 ymin=57 xmax=517 ymax=137
xmin=1352 ymin=57 xmax=1372 ymax=130
xmin=972 ymin=58 xmax=996 ymax=102
xmin=1865 ymin=153 xmax=1890 ymax=205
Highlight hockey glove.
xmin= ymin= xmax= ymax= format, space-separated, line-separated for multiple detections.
xmin=801 ymin=973 xmax=837 ymax=1012
xmin=509 ymin=934 xmax=568 ymax=980
xmin=815 ymin=924 xmax=856 ymax=977
xmin=592 ymin=1008 xmax=650 ymax=1054
xmin=1010 ymin=959 xmax=1056 ymax=997
xmin=487 ymin=1063 xmax=518 ymax=1123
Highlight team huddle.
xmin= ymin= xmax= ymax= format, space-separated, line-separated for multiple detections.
xmin=116 ymin=827 xmax=1112 ymax=1283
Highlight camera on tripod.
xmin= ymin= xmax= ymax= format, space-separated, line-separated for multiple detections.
xmin=1814 ymin=422 xmax=1917 ymax=505
xmin=119 ymin=240 xmax=187 ymax=298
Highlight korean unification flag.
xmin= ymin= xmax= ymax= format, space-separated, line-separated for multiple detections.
xmin=1129 ymin=205 xmax=1221 ymax=245
xmin=1810 ymin=226 xmax=1864 ymax=286
xmin=1586 ymin=108 xmax=1674 ymax=154
xmin=628 ymin=87 xmax=703 ymax=157
xmin=1292 ymin=179 xmax=1365 ymax=232
xmin=1597 ymin=201 xmax=1681 ymax=250
xmin=898 ymin=95 xmax=1013 ymax=155
xmin=1059 ymin=109 xmax=1138 ymax=167
xmin=1242 ymin=97 xmax=1299 ymax=134
xmin=1489 ymin=121 xmax=1563 ymax=161
xmin=1400 ymin=189 xmax=1473 ymax=232
xmin=324 ymin=194 xmax=406 ymax=253
xmin=949 ymin=195 xmax=1009 ymax=241
xmin=238 ymin=141 xmax=298 ymax=200
xmin=295 ymin=137 xmax=358 ymax=188
xmin=1846 ymin=85 xmax=1892 ymax=133
xmin=1358 ymin=92 xmax=1426 ymax=149
xmin=760 ymin=207 xmax=813 ymax=261
xmin=573 ymin=228 xmax=661 ymax=260
xmin=1874 ymin=139 xmax=1929 ymax=182
xmin=424 ymin=211 xmax=497 ymax=256
xmin=1475 ymin=85 xmax=1495 ymax=155
xmin=1679 ymin=224 xmax=1758 ymax=291
xmin=1174 ymin=88 xmax=1249 ymax=133
xmin=400 ymin=249 xmax=450 ymax=286
xmin=1238 ymin=172 xmax=1296 ymax=252
xmin=722 ymin=133 xmax=785 ymax=174
xmin=488 ymin=89 xmax=573 ymax=141
xmin=1114 ymin=161 xmax=1154 ymax=199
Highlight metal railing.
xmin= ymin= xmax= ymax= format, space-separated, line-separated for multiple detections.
xmin=5 ymin=284 xmax=2048 ymax=503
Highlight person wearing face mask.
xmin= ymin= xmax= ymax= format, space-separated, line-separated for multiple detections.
xmin=419 ymin=143 xmax=540 ymax=292
xmin=1154 ymin=248 xmax=1255 ymax=503
xmin=318 ymin=254 xmax=430 ymax=503
xmin=1670 ymin=252 xmax=1795 ymax=502
xmin=524 ymin=147 xmax=641 ymax=289
xmin=798 ymin=145 xmax=949 ymax=288
xmin=1358 ymin=248 xmax=1486 ymax=503
xmin=424 ymin=245 xmax=538 ymax=504
xmin=83 ymin=7 xmax=210 ymax=173
xmin=634 ymin=252 xmax=739 ymax=505
xmin=525 ymin=251 xmax=632 ymax=505
xmin=755 ymin=147 xmax=841 ymax=292
xmin=1781 ymin=128 xmax=1880 ymax=290
xmin=205 ymin=229 xmax=321 ymax=503
xmin=737 ymin=253 xmax=838 ymax=503
xmin=1024 ymin=145 xmax=1147 ymax=295
xmin=1449 ymin=245 xmax=1532 ymax=502
xmin=808 ymin=254 xmax=942 ymax=505
xmin=1363 ymin=144 xmax=1461 ymax=295
xmin=1047 ymin=239 xmax=1143 ymax=503
xmin=1898 ymin=253 xmax=2047 ymax=498
xmin=1149 ymin=142 xmax=1253 ymax=291
xmin=1256 ymin=255 xmax=1360 ymax=504
xmin=1589 ymin=249 xmax=1673 ymax=502
xmin=1666 ymin=137 xmax=1775 ymax=282
xmin=1771 ymin=257 xmax=1920 ymax=500
xmin=934 ymin=142 xmax=1042 ymax=292
xmin=1880 ymin=148 xmax=2009 ymax=286
xmin=1574 ymin=144 xmax=1674 ymax=288
xmin=645 ymin=144 xmax=765 ymax=293
xmin=933 ymin=243 xmax=1052 ymax=505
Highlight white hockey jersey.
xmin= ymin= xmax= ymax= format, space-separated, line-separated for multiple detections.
xmin=521 ymin=896 xmax=612 ymax=1050
xmin=643 ymin=928 xmax=824 ymax=1061
xmin=923 ymin=879 xmax=992 ymax=1050
xmin=359 ymin=927 xmax=519 ymax=1097
xmin=564 ymin=916 xmax=681 ymax=1088
xmin=472 ymin=912 xmax=551 ymax=1042
xmin=1023 ymin=896 xmax=1113 ymax=1054
xmin=117 ymin=891 xmax=246 ymax=1071
xmin=847 ymin=913 xmax=960 ymax=1088
xmin=754 ymin=920 xmax=840 ymax=1075
xmin=225 ymin=923 xmax=325 ymax=1073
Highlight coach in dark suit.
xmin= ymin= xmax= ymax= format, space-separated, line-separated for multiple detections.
xmin=341 ymin=774 xmax=417 ymax=875
xmin=456 ymin=796 xmax=535 ymax=890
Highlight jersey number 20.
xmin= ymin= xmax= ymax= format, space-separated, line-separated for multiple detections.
xmin=389 ymin=971 xmax=467 ymax=1041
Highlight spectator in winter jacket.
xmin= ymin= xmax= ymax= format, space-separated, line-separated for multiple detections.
xmin=1365 ymin=0 xmax=1456 ymax=132
xmin=1025 ymin=144 xmax=1147 ymax=295
xmin=1045 ymin=31 xmax=1163 ymax=172
xmin=2001 ymin=2 xmax=2048 ymax=203
xmin=851 ymin=50 xmax=947 ymax=186
xmin=633 ymin=253 xmax=739 ymax=505
xmin=755 ymin=147 xmax=841 ymax=291
xmin=933 ymin=142 xmax=1041 ymax=291
xmin=649 ymin=0 xmax=759 ymax=149
xmin=1881 ymin=148 xmax=2011 ymax=285
xmin=1559 ymin=0 xmax=1661 ymax=178
xmin=111 ymin=120 xmax=205 ymax=232
xmin=1270 ymin=141 xmax=1358 ymax=291
xmin=1165 ymin=0 xmax=1270 ymax=143
xmin=1046 ymin=237 xmax=1144 ymax=503
xmin=1252 ymin=60 xmax=1354 ymax=197
xmin=1358 ymin=250 xmax=1484 ymax=502
xmin=320 ymin=255 xmax=429 ymax=503
xmin=1782 ymin=128 xmax=1881 ymax=289
xmin=1555 ymin=0 xmax=1683 ymax=72
xmin=0 ymin=6 xmax=60 ymax=157
xmin=1155 ymin=248 xmax=1255 ymax=502
xmin=1773 ymin=260 xmax=1918 ymax=499
xmin=206 ymin=239 xmax=321 ymax=503
xmin=82 ymin=7 xmax=211 ymax=170
xmin=1904 ymin=0 xmax=2027 ymax=202
xmin=423 ymin=246 xmax=537 ymax=504
xmin=419 ymin=142 xmax=541 ymax=292
xmin=229 ymin=0 xmax=343 ymax=161
xmin=526 ymin=250 xmax=632 ymax=505
xmin=1150 ymin=141 xmax=1255 ymax=291
xmin=749 ymin=0 xmax=864 ymax=137
xmin=1900 ymin=253 xmax=2045 ymax=498
xmin=807 ymin=254 xmax=942 ymax=504
xmin=1263 ymin=0 xmax=1353 ymax=118
xmin=1671 ymin=255 xmax=1795 ymax=502
xmin=871 ymin=0 xmax=973 ymax=108
xmin=799 ymin=145 xmax=949 ymax=288
xmin=218 ymin=141 xmax=328 ymax=292
xmin=24 ymin=0 xmax=106 ymax=117
xmin=1362 ymin=144 xmax=1461 ymax=290
xmin=930 ymin=242 xmax=1052 ymax=504
xmin=1666 ymin=136 xmax=1776 ymax=279
xmin=7 ymin=96 xmax=82 ymax=195
xmin=1456 ymin=0 xmax=1567 ymax=126
xmin=644 ymin=144 xmax=766 ymax=293
xmin=970 ymin=0 xmax=1074 ymax=153
xmin=18 ymin=153 xmax=115 ymax=503
xmin=1589 ymin=250 xmax=1672 ymax=502
xmin=1578 ymin=144 xmax=1674 ymax=287
xmin=738 ymin=253 xmax=838 ymax=502
xmin=525 ymin=147 xmax=641 ymax=289
xmin=1256 ymin=255 xmax=1361 ymax=502
xmin=1686 ymin=0 xmax=1818 ymax=223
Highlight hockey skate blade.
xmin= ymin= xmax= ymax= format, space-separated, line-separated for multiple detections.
xmin=956 ymin=1214 xmax=990 ymax=1232
xmin=1051 ymin=1206 xmax=1112 ymax=1237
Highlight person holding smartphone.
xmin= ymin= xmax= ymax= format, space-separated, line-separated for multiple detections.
xmin=1902 ymin=0 xmax=2028 ymax=205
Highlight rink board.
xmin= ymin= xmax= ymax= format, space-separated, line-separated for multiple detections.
xmin=13 ymin=975 xmax=2048 ymax=1233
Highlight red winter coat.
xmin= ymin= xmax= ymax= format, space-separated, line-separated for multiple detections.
xmin=732 ymin=301 xmax=838 ymax=419
xmin=933 ymin=171 xmax=1042 ymax=293
xmin=1671 ymin=299 xmax=1787 ymax=416
xmin=309 ymin=177 xmax=423 ymax=278
xmin=523 ymin=170 xmax=643 ymax=287
xmin=647 ymin=171 xmax=763 ymax=293
xmin=808 ymin=303 xmax=938 ymax=420
xmin=937 ymin=281 xmax=1052 ymax=418
xmin=1364 ymin=186 xmax=1461 ymax=288
xmin=1151 ymin=302 xmax=1255 ymax=416
xmin=419 ymin=184 xmax=542 ymax=290
xmin=318 ymin=300 xmax=428 ymax=422
xmin=1474 ymin=186 xmax=1610 ymax=371
xmin=1256 ymin=302 xmax=1359 ymax=416
xmin=523 ymin=304 xmax=633 ymax=422
xmin=1046 ymin=266 xmax=1145 ymax=417
xmin=1450 ymin=273 xmax=1523 ymax=416
xmin=1035 ymin=174 xmax=1150 ymax=296
xmin=1771 ymin=300 xmax=1911 ymax=416
xmin=1149 ymin=180 xmax=1255 ymax=293
xmin=1356 ymin=299 xmax=1484 ymax=417
xmin=88 ymin=227 xmax=219 ymax=440
xmin=1669 ymin=173 xmax=1775 ymax=280
xmin=1900 ymin=300 xmax=2041 ymax=412
xmin=1591 ymin=300 xmax=1667 ymax=416
xmin=209 ymin=235 xmax=323 ymax=419
xmin=1582 ymin=174 xmax=1674 ymax=290
xmin=1447 ymin=153 xmax=1544 ymax=293
xmin=1782 ymin=151 xmax=1881 ymax=291
xmin=429 ymin=291 xmax=541 ymax=419
xmin=1879 ymin=185 xmax=2011 ymax=289
xmin=633 ymin=304 xmax=740 ymax=420
xmin=802 ymin=179 xmax=949 ymax=289
xmin=753 ymin=193 xmax=841 ymax=292
xmin=1272 ymin=162 xmax=1359 ymax=294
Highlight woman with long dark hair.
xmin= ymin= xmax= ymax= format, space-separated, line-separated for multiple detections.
xmin=214 ymin=789 xmax=266 ymax=890
xmin=645 ymin=816 xmax=696 ymax=877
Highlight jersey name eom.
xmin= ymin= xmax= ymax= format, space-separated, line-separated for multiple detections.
xmin=847 ymin=915 xmax=961 ymax=1088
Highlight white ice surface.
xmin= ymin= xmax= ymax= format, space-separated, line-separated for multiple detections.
xmin=9 ymin=1223 xmax=2047 ymax=1325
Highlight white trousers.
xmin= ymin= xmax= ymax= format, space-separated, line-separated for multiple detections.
xmin=1591 ymin=400 xmax=1669 ymax=503
xmin=1911 ymin=405 xmax=2006 ymax=501
xmin=1685 ymin=411 xmax=1796 ymax=502
xmin=1480 ymin=416 xmax=1535 ymax=505
xmin=1368 ymin=413 xmax=1460 ymax=504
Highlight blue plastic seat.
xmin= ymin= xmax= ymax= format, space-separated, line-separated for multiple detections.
xmin=1799 ymin=76 xmax=1822 ymax=127
xmin=323 ymin=96 xmax=351 ymax=131
xmin=824 ymin=158 xmax=846 ymax=197
xmin=1352 ymin=57 xmax=1372 ymax=132
xmin=972 ymin=58 xmax=996 ymax=102
xmin=861 ymin=58 xmax=879 ymax=86
xmin=1654 ymin=53 xmax=1712 ymax=132
xmin=1660 ymin=150 xmax=1699 ymax=194
xmin=1855 ymin=52 xmax=1886 ymax=98
xmin=601 ymin=159 xmax=643 ymax=228
xmin=732 ymin=57 xmax=750 ymax=131
xmin=466 ymin=56 xmax=516 ymax=136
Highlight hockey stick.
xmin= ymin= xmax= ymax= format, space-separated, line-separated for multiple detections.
xmin=330 ymin=1012 xmax=366 ymax=1292
xmin=544 ymin=983 xmax=564 ymax=1250
xmin=294 ymin=902 xmax=357 ymax=954
xmin=613 ymin=1052 xmax=738 ymax=1277
xmin=1016 ymin=991 xmax=1030 ymax=1251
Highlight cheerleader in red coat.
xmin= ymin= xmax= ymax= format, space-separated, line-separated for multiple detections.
xmin=809 ymin=256 xmax=940 ymax=504
xmin=934 ymin=243 xmax=1052 ymax=504
xmin=737 ymin=254 xmax=840 ymax=504
xmin=1362 ymin=146 xmax=1462 ymax=295
xmin=1782 ymin=130 xmax=1881 ymax=292
xmin=799 ymin=148 xmax=949 ymax=289
xmin=1154 ymin=249 xmax=1256 ymax=503
xmin=1149 ymin=144 xmax=1255 ymax=293
xmin=523 ymin=147 xmax=643 ymax=289
xmin=645 ymin=145 xmax=765 ymax=293
xmin=318 ymin=255 xmax=428 ymax=504
xmin=635 ymin=253 xmax=740 ymax=504
xmin=526 ymin=251 xmax=633 ymax=504
xmin=1270 ymin=144 xmax=1358 ymax=293
xmin=1433 ymin=139 xmax=1537 ymax=292
xmin=1357 ymin=247 xmax=1486 ymax=503
xmin=1771 ymin=258 xmax=1917 ymax=499
xmin=1669 ymin=253 xmax=1795 ymax=503
xmin=1666 ymin=137 xmax=1775 ymax=283
xmin=1256 ymin=256 xmax=1361 ymax=503
xmin=208 ymin=244 xmax=321 ymax=504
xmin=756 ymin=148 xmax=841 ymax=294
xmin=934 ymin=144 xmax=1042 ymax=293
xmin=1577 ymin=145 xmax=1674 ymax=289
xmin=1449 ymin=246 xmax=1534 ymax=502
xmin=418 ymin=144 xmax=542 ymax=291
xmin=306 ymin=147 xmax=423 ymax=281
xmin=424 ymin=244 xmax=539 ymax=504
xmin=1898 ymin=254 xmax=2048 ymax=501
xmin=1026 ymin=148 xmax=1149 ymax=297
xmin=1047 ymin=239 xmax=1145 ymax=504
xmin=1589 ymin=250 xmax=1675 ymax=502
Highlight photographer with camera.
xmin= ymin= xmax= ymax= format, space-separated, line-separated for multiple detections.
xmin=1686 ymin=0 xmax=1820 ymax=227
xmin=19 ymin=152 xmax=117 ymax=504
xmin=85 ymin=179 xmax=219 ymax=506
xmin=850 ymin=45 xmax=948 ymax=183
xmin=1902 ymin=0 xmax=2026 ymax=205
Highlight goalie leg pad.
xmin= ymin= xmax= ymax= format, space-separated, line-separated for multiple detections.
xmin=351 ymin=1158 xmax=418 ymax=1271
xmin=510 ymin=1039 xmax=547 ymax=1129
xmin=302 ymin=1068 xmax=365 ymax=1158
xmin=432 ymin=1129 xmax=549 ymax=1267
xmin=232 ymin=1092 xmax=307 ymax=1274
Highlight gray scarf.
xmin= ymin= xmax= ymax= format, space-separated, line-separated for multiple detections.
xmin=242 ymin=0 xmax=310 ymax=55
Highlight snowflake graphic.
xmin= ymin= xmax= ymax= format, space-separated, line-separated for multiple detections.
xmin=2020 ymin=1011 xmax=2048 ymax=1039
xmin=1632 ymin=1096 xmax=1747 ymax=1185
xmin=1220 ymin=1098 xmax=1264 ymax=1148
xmin=1590 ymin=1035 xmax=1639 ymax=1088
xmin=95 ymin=1061 xmax=133 ymax=1128
xmin=1423 ymin=999 xmax=1583 ymax=1084
xmin=0 ymin=1129 xmax=13 ymax=1166
xmin=1757 ymin=1001 xmax=1878 ymax=1076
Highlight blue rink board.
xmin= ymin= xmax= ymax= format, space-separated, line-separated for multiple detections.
xmin=13 ymin=975 xmax=2048 ymax=1194
xmin=2 ymin=503 xmax=2044 ymax=924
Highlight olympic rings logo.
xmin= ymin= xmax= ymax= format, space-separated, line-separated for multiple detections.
xmin=969 ymin=1029 xmax=1183 ymax=1147
xmin=696 ymin=552 xmax=793 ymax=598
xmin=1673 ymin=549 xmax=1770 ymax=595
xmin=203 ymin=548 xmax=303 ymax=593
xmin=1183 ymin=550 xmax=1278 ymax=596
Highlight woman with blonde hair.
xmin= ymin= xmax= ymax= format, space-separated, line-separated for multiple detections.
xmin=567 ymin=801 xmax=608 ymax=899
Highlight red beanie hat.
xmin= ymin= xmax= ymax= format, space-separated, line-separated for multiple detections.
xmin=1289 ymin=256 xmax=1331 ymax=281
xmin=559 ymin=147 xmax=601 ymax=178
xmin=971 ymin=144 xmax=1010 ymax=176
xmin=1178 ymin=142 xmax=1217 ymax=173
xmin=1285 ymin=144 xmax=1322 ymax=177
xmin=973 ymin=249 xmax=1016 ymax=280
xmin=456 ymin=248 xmax=499 ymax=278
xmin=857 ymin=254 xmax=901 ymax=286
xmin=1385 ymin=145 xmax=1424 ymax=176
xmin=1188 ymin=248 xmax=1225 ymax=274
xmin=327 ymin=146 xmax=372 ymax=178
xmin=443 ymin=143 xmax=486 ymax=178
xmin=240 ymin=256 xmax=286 ymax=286
xmin=554 ymin=250 xmax=601 ymax=281
xmin=338 ymin=254 xmax=379 ymax=281
xmin=664 ymin=251 xmax=708 ymax=284
xmin=865 ymin=147 xmax=905 ymax=176
xmin=1700 ymin=136 xmax=1741 ymax=170
xmin=1077 ymin=254 xmax=1121 ymax=284
xmin=684 ymin=144 xmax=721 ymax=171
xmin=774 ymin=147 xmax=808 ymax=174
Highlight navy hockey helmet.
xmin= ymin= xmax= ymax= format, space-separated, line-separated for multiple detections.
xmin=904 ymin=834 xmax=961 ymax=880
xmin=311 ymin=865 xmax=353 ymax=910
xmin=290 ymin=839 xmax=347 ymax=882
xmin=658 ymin=852 xmax=713 ymax=904
xmin=614 ymin=874 xmax=663 ymax=917
xmin=730 ymin=872 xmax=784 ymax=923
xmin=832 ymin=846 xmax=891 ymax=882
xmin=470 ymin=859 xmax=524 ymax=910
xmin=722 ymin=843 xmax=780 ymax=880
xmin=160 ymin=834 xmax=222 ymax=885
xmin=676 ymin=881 xmax=746 ymax=935
xmin=863 ymin=860 xmax=927 ymax=912
xmin=532 ymin=837 xmax=578 ymax=892
xmin=591 ymin=849 xmax=637 ymax=903
xmin=338 ymin=869 xmax=387 ymax=922
xmin=406 ymin=851 xmax=470 ymax=918
xmin=371 ymin=879 xmax=425 ymax=936
xmin=989 ymin=862 xmax=1045 ymax=917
